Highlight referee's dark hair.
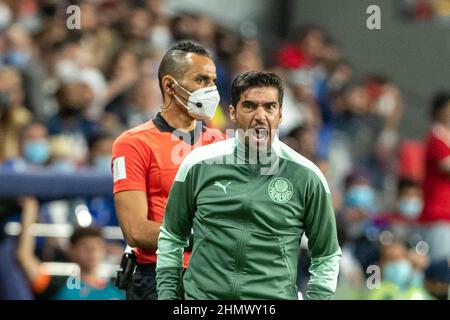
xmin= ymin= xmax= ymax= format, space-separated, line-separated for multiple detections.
xmin=157 ymin=41 xmax=211 ymax=94
xmin=431 ymin=91 xmax=450 ymax=121
xmin=230 ymin=71 xmax=284 ymax=107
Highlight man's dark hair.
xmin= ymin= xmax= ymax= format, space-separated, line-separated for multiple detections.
xmin=230 ymin=71 xmax=284 ymax=107
xmin=397 ymin=178 xmax=419 ymax=195
xmin=70 ymin=226 xmax=103 ymax=246
xmin=157 ymin=41 xmax=211 ymax=93
xmin=431 ymin=91 xmax=450 ymax=121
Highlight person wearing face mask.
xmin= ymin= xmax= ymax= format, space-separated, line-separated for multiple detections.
xmin=340 ymin=171 xmax=377 ymax=240
xmin=369 ymin=242 xmax=431 ymax=300
xmin=339 ymin=172 xmax=380 ymax=272
xmin=0 ymin=122 xmax=50 ymax=172
xmin=374 ymin=178 xmax=423 ymax=243
xmin=420 ymin=91 xmax=450 ymax=261
xmin=111 ymin=41 xmax=226 ymax=300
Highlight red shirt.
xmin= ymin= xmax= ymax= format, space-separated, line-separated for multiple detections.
xmin=112 ymin=113 xmax=226 ymax=265
xmin=421 ymin=124 xmax=450 ymax=223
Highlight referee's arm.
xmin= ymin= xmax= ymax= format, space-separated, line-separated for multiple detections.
xmin=114 ymin=190 xmax=160 ymax=250
xmin=112 ymin=135 xmax=160 ymax=250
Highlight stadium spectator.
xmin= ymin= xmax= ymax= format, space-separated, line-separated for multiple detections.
xmin=0 ymin=122 xmax=50 ymax=171
xmin=374 ymin=178 xmax=423 ymax=243
xmin=368 ymin=242 xmax=429 ymax=300
xmin=46 ymin=82 xmax=100 ymax=165
xmin=16 ymin=197 xmax=125 ymax=300
xmin=0 ymin=66 xmax=32 ymax=162
xmin=423 ymin=258 xmax=450 ymax=300
xmin=420 ymin=91 xmax=450 ymax=261
xmin=338 ymin=171 xmax=380 ymax=271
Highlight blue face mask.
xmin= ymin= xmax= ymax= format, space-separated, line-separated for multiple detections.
xmin=24 ymin=140 xmax=49 ymax=165
xmin=93 ymin=155 xmax=112 ymax=175
xmin=6 ymin=50 xmax=30 ymax=69
xmin=383 ymin=260 xmax=413 ymax=290
xmin=410 ymin=271 xmax=424 ymax=289
xmin=398 ymin=198 xmax=422 ymax=219
xmin=345 ymin=185 xmax=376 ymax=212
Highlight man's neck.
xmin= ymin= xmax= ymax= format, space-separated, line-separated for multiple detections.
xmin=80 ymin=269 xmax=105 ymax=288
xmin=161 ymin=107 xmax=196 ymax=132
xmin=81 ymin=268 xmax=98 ymax=279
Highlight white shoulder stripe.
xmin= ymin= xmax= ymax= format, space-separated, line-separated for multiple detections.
xmin=174 ymin=138 xmax=235 ymax=182
xmin=276 ymin=142 xmax=331 ymax=194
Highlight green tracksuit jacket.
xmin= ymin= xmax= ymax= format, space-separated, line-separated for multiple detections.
xmin=156 ymin=135 xmax=341 ymax=300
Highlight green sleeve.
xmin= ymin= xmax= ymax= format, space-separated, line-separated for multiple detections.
xmin=156 ymin=168 xmax=195 ymax=300
xmin=303 ymin=175 xmax=341 ymax=300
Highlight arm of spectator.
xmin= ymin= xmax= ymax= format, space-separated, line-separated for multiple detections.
xmin=114 ymin=190 xmax=160 ymax=250
xmin=378 ymin=84 xmax=404 ymax=130
xmin=428 ymin=128 xmax=450 ymax=175
xmin=16 ymin=197 xmax=41 ymax=284
xmin=104 ymin=67 xmax=138 ymax=105
xmin=375 ymin=85 xmax=403 ymax=161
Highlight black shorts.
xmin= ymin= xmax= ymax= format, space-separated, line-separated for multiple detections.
xmin=126 ymin=263 xmax=157 ymax=300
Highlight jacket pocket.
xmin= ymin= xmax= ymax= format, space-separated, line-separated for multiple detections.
xmin=281 ymin=246 xmax=298 ymax=298
xmin=189 ymin=232 xmax=208 ymax=262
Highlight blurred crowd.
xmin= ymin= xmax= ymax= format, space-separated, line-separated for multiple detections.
xmin=399 ymin=0 xmax=450 ymax=20
xmin=0 ymin=0 xmax=448 ymax=300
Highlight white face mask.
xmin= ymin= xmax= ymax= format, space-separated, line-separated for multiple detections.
xmin=172 ymin=80 xmax=220 ymax=121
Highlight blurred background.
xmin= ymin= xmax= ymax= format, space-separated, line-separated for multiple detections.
xmin=0 ymin=0 xmax=449 ymax=300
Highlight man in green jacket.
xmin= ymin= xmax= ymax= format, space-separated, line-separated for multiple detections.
xmin=156 ymin=71 xmax=341 ymax=300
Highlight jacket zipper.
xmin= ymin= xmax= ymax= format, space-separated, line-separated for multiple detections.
xmin=232 ymin=222 xmax=248 ymax=299
xmin=231 ymin=164 xmax=256 ymax=298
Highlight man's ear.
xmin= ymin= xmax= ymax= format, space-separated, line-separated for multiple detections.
xmin=229 ymin=105 xmax=236 ymax=122
xmin=162 ymin=76 xmax=175 ymax=95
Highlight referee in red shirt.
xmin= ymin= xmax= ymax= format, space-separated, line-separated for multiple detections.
xmin=421 ymin=91 xmax=450 ymax=261
xmin=112 ymin=41 xmax=225 ymax=300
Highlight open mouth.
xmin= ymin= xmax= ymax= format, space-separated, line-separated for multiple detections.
xmin=250 ymin=126 xmax=269 ymax=143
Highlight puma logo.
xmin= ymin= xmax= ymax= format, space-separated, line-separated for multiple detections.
xmin=214 ymin=181 xmax=231 ymax=194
